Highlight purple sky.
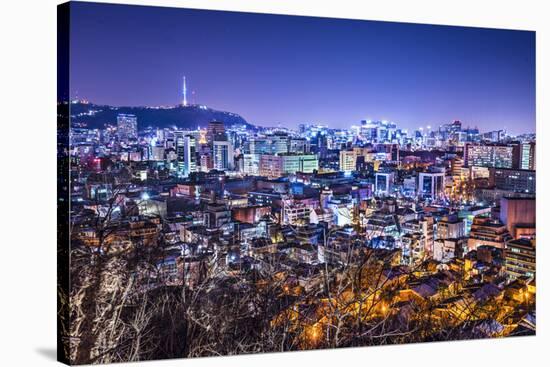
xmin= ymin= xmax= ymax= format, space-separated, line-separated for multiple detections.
xmin=70 ymin=2 xmax=535 ymax=134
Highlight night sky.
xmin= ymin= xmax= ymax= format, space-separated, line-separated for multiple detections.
xmin=70 ymin=2 xmax=535 ymax=134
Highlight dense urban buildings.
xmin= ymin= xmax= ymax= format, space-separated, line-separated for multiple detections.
xmin=65 ymin=105 xmax=536 ymax=363
xmin=59 ymin=2 xmax=536 ymax=365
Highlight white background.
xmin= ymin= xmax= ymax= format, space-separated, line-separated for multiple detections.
xmin=0 ymin=0 xmax=548 ymax=366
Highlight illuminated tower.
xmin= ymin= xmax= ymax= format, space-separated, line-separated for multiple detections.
xmin=182 ymin=76 xmax=188 ymax=106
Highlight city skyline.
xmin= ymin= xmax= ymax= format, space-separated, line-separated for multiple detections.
xmin=58 ymin=3 xmax=537 ymax=364
xmin=70 ymin=2 xmax=535 ymax=134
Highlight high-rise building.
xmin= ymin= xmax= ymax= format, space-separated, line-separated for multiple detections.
xmin=290 ymin=137 xmax=308 ymax=153
xmin=450 ymin=157 xmax=465 ymax=178
xmin=482 ymin=130 xmax=505 ymax=142
xmin=465 ymin=143 xmax=520 ymax=169
xmin=207 ymin=121 xmax=226 ymax=142
xmin=174 ymin=131 xmax=186 ymax=175
xmin=494 ymin=144 xmax=519 ymax=168
xmin=213 ymin=140 xmax=233 ymax=171
xmin=259 ymin=153 xmax=319 ymax=178
xmin=197 ymin=142 xmax=213 ymax=173
xmin=376 ymin=143 xmax=400 ymax=162
xmin=243 ymin=153 xmax=260 ymax=175
xmin=316 ymin=132 xmax=328 ymax=159
xmin=450 ymin=120 xmax=462 ymax=133
xmin=465 ymin=144 xmax=492 ymax=167
xmin=358 ymin=120 xmax=398 ymax=143
xmin=183 ymin=135 xmax=197 ymax=176
xmin=259 ymin=154 xmax=283 ymax=178
xmin=360 ymin=120 xmax=378 ymax=141
xmin=281 ymin=153 xmax=319 ymax=174
xmin=418 ymin=171 xmax=445 ymax=200
xmin=520 ymin=142 xmax=536 ymax=170
xmin=375 ymin=172 xmax=394 ymax=194
xmin=249 ymin=136 xmax=270 ymax=155
xmin=505 ymin=238 xmax=536 ymax=279
xmin=150 ymin=145 xmax=165 ymax=161
xmin=269 ymin=133 xmax=290 ymax=155
xmin=117 ymin=114 xmax=137 ymax=143
xmin=489 ymin=168 xmax=535 ymax=193
xmin=339 ymin=150 xmax=357 ymax=172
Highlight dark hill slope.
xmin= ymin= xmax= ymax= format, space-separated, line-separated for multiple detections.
xmin=70 ymin=103 xmax=253 ymax=130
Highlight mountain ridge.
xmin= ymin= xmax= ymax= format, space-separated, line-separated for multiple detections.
xmin=70 ymin=102 xmax=254 ymax=130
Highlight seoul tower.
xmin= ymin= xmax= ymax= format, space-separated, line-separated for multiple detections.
xmin=182 ymin=76 xmax=188 ymax=106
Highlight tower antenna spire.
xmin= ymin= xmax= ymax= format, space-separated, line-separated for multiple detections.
xmin=182 ymin=76 xmax=188 ymax=106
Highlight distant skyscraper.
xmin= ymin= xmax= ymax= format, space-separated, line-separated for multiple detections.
xmin=183 ymin=135 xmax=197 ymax=176
xmin=174 ymin=131 xmax=199 ymax=176
xmin=317 ymin=132 xmax=328 ymax=159
xmin=150 ymin=146 xmax=165 ymax=161
xmin=482 ymin=130 xmax=505 ymax=142
xmin=174 ymin=131 xmax=186 ymax=174
xmin=451 ymin=120 xmax=462 ymax=133
xmin=269 ymin=133 xmax=290 ymax=154
xmin=182 ymin=76 xmax=188 ymax=106
xmin=213 ymin=140 xmax=233 ymax=171
xmin=198 ymin=143 xmax=213 ymax=172
xmin=249 ymin=136 xmax=269 ymax=155
xmin=117 ymin=114 xmax=137 ymax=143
xmin=290 ymin=137 xmax=308 ymax=153
xmin=207 ymin=121 xmax=226 ymax=142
